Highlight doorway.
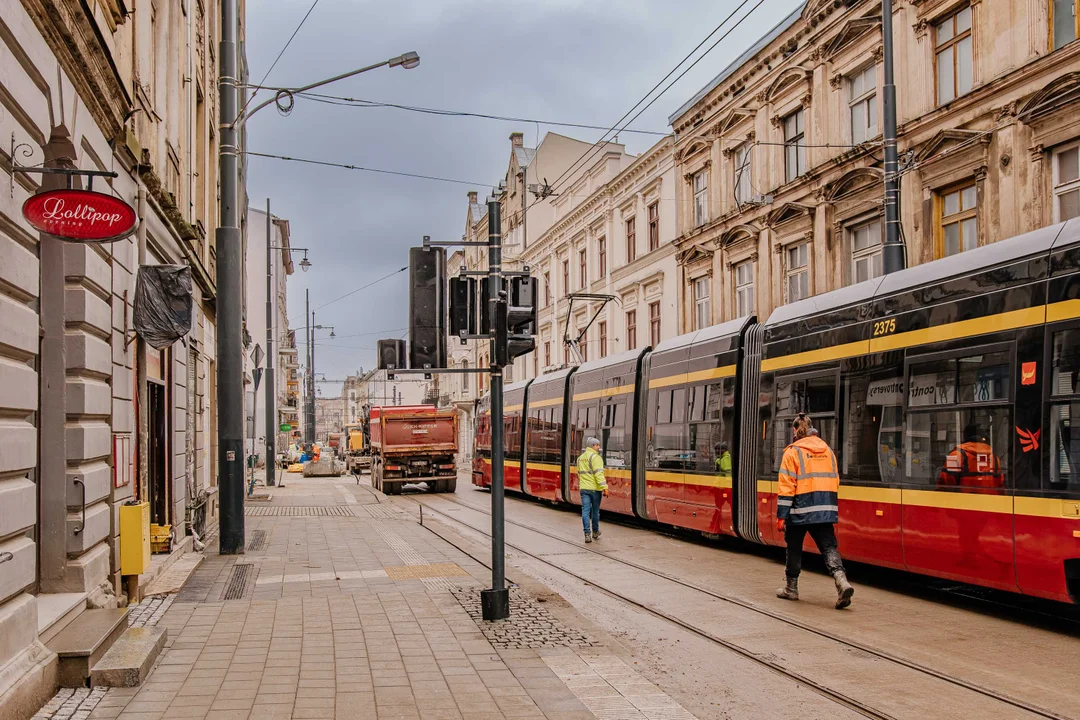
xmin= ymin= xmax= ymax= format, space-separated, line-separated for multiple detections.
xmin=147 ymin=381 xmax=169 ymax=527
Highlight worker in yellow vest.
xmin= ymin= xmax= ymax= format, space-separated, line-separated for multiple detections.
xmin=577 ymin=437 xmax=608 ymax=543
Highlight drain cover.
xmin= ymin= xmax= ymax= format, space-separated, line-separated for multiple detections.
xmin=222 ymin=564 xmax=254 ymax=600
xmin=244 ymin=506 xmax=354 ymax=517
xmin=247 ymin=530 xmax=267 ymax=551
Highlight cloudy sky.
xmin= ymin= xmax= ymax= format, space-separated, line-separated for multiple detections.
xmin=245 ymin=0 xmax=804 ymax=394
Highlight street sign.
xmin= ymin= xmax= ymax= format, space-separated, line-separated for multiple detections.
xmin=279 ymin=423 xmax=291 ymax=432
xmin=22 ymin=189 xmax=137 ymax=243
xmin=251 ymin=343 xmax=264 ymax=369
xmin=253 ymin=367 xmax=263 ymax=392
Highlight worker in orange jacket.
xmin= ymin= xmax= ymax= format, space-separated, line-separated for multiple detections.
xmin=775 ymin=414 xmax=854 ymax=609
xmin=938 ymin=426 xmax=1004 ymax=494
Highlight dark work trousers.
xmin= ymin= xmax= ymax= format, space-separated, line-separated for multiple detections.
xmin=784 ymin=522 xmax=844 ymax=579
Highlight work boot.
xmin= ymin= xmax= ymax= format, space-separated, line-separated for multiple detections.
xmin=584 ymin=533 xmax=592 ymax=544
xmin=592 ymin=530 xmax=601 ymax=541
xmin=776 ymin=576 xmax=799 ymax=601
xmin=833 ymin=569 xmax=854 ymax=609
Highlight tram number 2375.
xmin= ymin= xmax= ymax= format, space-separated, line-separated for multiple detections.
xmin=872 ymin=318 xmax=897 ymax=337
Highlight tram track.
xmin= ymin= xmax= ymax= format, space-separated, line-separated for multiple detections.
xmin=409 ymin=490 xmax=1071 ymax=720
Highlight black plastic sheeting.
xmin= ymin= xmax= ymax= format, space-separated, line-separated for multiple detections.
xmin=134 ymin=265 xmax=192 ymax=349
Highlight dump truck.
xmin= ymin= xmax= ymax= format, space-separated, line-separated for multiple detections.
xmin=344 ymin=420 xmax=371 ymax=473
xmin=369 ymin=405 xmax=458 ymax=495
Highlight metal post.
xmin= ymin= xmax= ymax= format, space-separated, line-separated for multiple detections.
xmin=881 ymin=0 xmax=906 ymax=274
xmin=304 ymin=291 xmax=312 ymax=446
xmin=481 ymin=198 xmax=509 ymax=621
xmin=311 ymin=311 xmax=317 ymax=443
xmin=265 ymin=199 xmax=276 ymax=486
xmin=216 ymin=0 xmax=244 ymax=554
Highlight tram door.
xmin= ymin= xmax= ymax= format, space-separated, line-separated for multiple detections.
xmin=900 ymin=349 xmax=1016 ymax=590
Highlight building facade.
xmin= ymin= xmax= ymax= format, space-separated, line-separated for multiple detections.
xmin=515 ymin=135 xmax=680 ymax=382
xmin=245 ymin=207 xmax=295 ymax=461
xmin=669 ymin=0 xmax=1080 ymax=328
xmin=0 ymin=1 xmax=240 ymax=714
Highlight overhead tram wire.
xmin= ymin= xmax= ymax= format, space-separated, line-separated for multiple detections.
xmin=286 ymin=266 xmax=408 ymax=326
xmin=531 ymin=0 xmax=766 ymax=208
xmin=236 ymin=0 xmax=322 ymax=120
xmin=289 ymin=93 xmax=670 ymax=137
xmin=246 ymin=151 xmax=489 ymax=187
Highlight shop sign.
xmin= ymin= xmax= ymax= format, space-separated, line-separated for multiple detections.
xmin=22 ymin=188 xmax=137 ymax=243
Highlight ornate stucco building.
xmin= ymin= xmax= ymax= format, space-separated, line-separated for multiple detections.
xmin=669 ymin=0 xmax=1080 ymax=327
xmin=0 ymin=1 xmax=242 ymax=713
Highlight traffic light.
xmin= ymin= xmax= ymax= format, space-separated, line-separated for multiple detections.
xmin=494 ymin=275 xmax=536 ymax=367
xmin=448 ymin=276 xmax=476 ymax=339
xmin=408 ymin=247 xmax=447 ymax=370
xmin=377 ymin=339 xmax=406 ymax=370
xmin=479 ymin=276 xmax=507 ymax=334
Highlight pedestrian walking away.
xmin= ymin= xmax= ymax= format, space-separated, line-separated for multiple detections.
xmin=577 ymin=437 xmax=608 ymax=543
xmin=775 ymin=414 xmax=854 ymax=609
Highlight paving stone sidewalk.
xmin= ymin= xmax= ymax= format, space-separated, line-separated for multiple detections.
xmin=78 ymin=475 xmax=694 ymax=720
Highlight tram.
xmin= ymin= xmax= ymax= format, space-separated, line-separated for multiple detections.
xmin=473 ymin=219 xmax=1080 ymax=604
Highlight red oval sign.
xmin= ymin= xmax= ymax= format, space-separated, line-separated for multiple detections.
xmin=22 ymin=189 xmax=137 ymax=243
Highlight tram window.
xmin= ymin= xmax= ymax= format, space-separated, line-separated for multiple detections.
xmin=656 ymin=390 xmax=673 ymax=424
xmin=772 ymin=373 xmax=838 ymax=468
xmin=1052 ymin=330 xmax=1080 ymax=396
xmin=672 ymin=388 xmax=687 ymax=424
xmin=1050 ymin=402 xmax=1080 ymax=490
xmin=904 ymin=407 xmax=1010 ymax=490
xmin=706 ymin=383 xmax=723 ymax=421
xmin=843 ymin=375 xmax=903 ymax=483
xmin=605 ymin=404 xmax=629 ymax=468
xmin=688 ymin=385 xmax=706 ymax=423
xmin=909 ymin=358 xmax=957 ymax=407
xmin=957 ymin=351 xmax=1011 ymax=403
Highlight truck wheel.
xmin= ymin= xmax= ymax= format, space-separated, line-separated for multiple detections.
xmin=442 ymin=478 xmax=457 ymax=493
xmin=384 ymin=481 xmax=400 ymax=496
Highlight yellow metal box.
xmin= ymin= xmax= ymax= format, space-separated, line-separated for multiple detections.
xmin=119 ymin=502 xmax=151 ymax=575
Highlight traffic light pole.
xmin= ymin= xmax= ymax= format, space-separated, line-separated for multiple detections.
xmin=881 ymin=0 xmax=906 ymax=274
xmin=482 ymin=198 xmax=510 ymax=622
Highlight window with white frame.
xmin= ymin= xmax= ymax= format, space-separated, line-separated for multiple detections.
xmin=785 ymin=243 xmax=810 ymax=302
xmin=1054 ymin=142 xmax=1080 ymax=222
xmin=734 ymin=260 xmax=755 ymax=316
xmin=848 ymin=65 xmax=878 ymax=144
xmin=734 ymin=144 xmax=753 ymax=204
xmin=848 ymin=218 xmax=883 ymax=284
xmin=693 ymin=277 xmax=711 ymax=330
xmin=935 ymin=6 xmax=973 ymax=105
xmin=693 ymin=170 xmax=709 ymax=227
xmin=784 ymin=109 xmax=807 ymax=182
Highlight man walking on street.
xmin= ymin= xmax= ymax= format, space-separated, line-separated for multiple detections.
xmin=577 ymin=437 xmax=608 ymax=543
xmin=776 ymin=414 xmax=854 ymax=609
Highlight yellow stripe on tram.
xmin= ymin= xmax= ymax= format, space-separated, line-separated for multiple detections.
xmin=869 ymin=306 xmax=1046 ymax=353
xmin=505 ymin=404 xmax=523 ymax=413
xmin=648 ymin=365 xmax=736 ymax=389
xmin=1046 ymin=299 xmax=1080 ymax=323
xmin=572 ymin=383 xmax=635 ymax=402
xmin=645 ymin=470 xmax=731 ymax=489
xmin=528 ymin=397 xmax=563 ymax=409
xmin=761 ymin=340 xmax=870 ymax=373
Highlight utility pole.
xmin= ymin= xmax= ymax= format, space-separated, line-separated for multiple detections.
xmin=881 ymin=0 xmax=905 ymax=274
xmin=311 ymin=311 xmax=317 ymax=442
xmin=216 ymin=0 xmax=244 ymax=554
xmin=265 ymin=199 xmax=276 ymax=486
xmin=481 ymin=198 xmax=509 ymax=621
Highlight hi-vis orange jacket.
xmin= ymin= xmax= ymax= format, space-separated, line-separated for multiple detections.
xmin=777 ymin=435 xmax=840 ymax=525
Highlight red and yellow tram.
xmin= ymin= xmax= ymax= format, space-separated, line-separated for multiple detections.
xmin=473 ymin=219 xmax=1080 ymax=603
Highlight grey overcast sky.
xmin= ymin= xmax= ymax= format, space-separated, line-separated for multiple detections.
xmin=245 ymin=0 xmax=804 ymax=392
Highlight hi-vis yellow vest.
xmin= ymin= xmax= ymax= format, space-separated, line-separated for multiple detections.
xmin=577 ymin=447 xmax=607 ymax=491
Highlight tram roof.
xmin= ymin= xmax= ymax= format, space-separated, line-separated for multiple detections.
xmin=505 ymin=378 xmax=531 ymax=395
xmin=764 ymin=219 xmax=1080 ymax=330
xmin=653 ymin=316 xmax=750 ymax=354
xmin=530 ymin=367 xmax=574 ymax=388
xmin=575 ymin=347 xmax=644 ymax=376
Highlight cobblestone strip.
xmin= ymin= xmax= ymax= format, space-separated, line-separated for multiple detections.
xmin=451 ymin=587 xmax=599 ymax=649
xmin=542 ymin=651 xmax=698 ymax=720
xmin=31 ymin=686 xmax=107 ymax=719
xmin=127 ymin=593 xmax=176 ymax=627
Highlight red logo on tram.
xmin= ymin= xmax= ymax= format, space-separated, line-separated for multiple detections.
xmin=1016 ymin=427 xmax=1040 ymax=453
xmin=1021 ymin=361 xmax=1037 ymax=386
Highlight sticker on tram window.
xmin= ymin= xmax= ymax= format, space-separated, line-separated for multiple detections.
xmin=871 ymin=318 xmax=897 ymax=337
xmin=1016 ymin=427 xmax=1040 ymax=453
xmin=1021 ymin=361 xmax=1037 ymax=386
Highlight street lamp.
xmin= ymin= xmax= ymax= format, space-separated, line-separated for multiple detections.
xmin=216 ymin=14 xmax=421 ymax=553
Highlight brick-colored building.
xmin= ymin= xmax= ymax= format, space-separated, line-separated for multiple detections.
xmin=669 ymin=0 xmax=1080 ymax=327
